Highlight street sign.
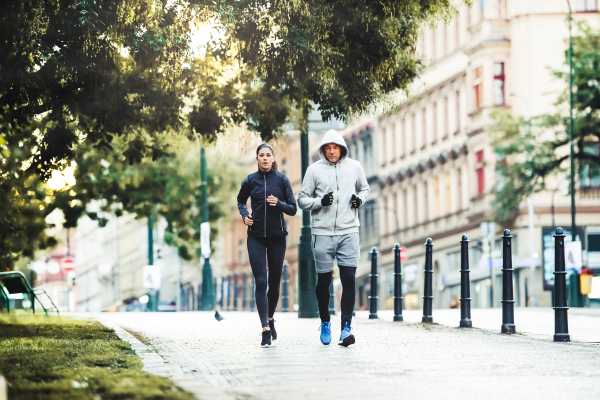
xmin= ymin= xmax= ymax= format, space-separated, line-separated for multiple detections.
xmin=565 ymin=241 xmax=582 ymax=273
xmin=400 ymin=246 xmax=409 ymax=262
xmin=62 ymin=257 xmax=75 ymax=271
xmin=142 ymin=265 xmax=161 ymax=290
xmin=201 ymin=222 xmax=211 ymax=258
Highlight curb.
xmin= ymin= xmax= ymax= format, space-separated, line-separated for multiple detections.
xmin=99 ymin=319 xmax=172 ymax=377
xmin=98 ymin=319 xmax=239 ymax=400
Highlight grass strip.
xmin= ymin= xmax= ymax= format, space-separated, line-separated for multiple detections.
xmin=0 ymin=313 xmax=196 ymax=400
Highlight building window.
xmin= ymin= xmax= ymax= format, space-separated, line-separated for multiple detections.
xmin=381 ymin=127 xmax=387 ymax=166
xmin=474 ymin=66 xmax=484 ymax=109
xmin=281 ymin=158 xmax=288 ymax=175
xmin=456 ymin=90 xmax=461 ymax=133
xmin=401 ymin=119 xmax=407 ymax=157
xmin=443 ymin=23 xmax=448 ymax=55
xmin=403 ymin=189 xmax=408 ymax=228
xmin=391 ymin=123 xmax=397 ymax=162
xmin=433 ymin=176 xmax=440 ymax=218
xmin=431 ymin=28 xmax=436 ymax=60
xmin=457 ymin=167 xmax=463 ymax=210
xmin=476 ymin=150 xmax=485 ymax=195
xmin=493 ymin=62 xmax=506 ymax=106
xmin=383 ymin=195 xmax=389 ymax=234
xmin=422 ymin=107 xmax=427 ymax=148
xmin=580 ymin=142 xmax=600 ymax=189
xmin=575 ymin=0 xmax=598 ymax=11
xmin=423 ymin=182 xmax=429 ymax=222
xmin=238 ymin=240 xmax=246 ymax=264
xmin=413 ymin=185 xmax=419 ymax=225
xmin=445 ymin=172 xmax=452 ymax=214
xmin=411 ymin=113 xmax=417 ymax=152
xmin=392 ymin=192 xmax=398 ymax=232
xmin=432 ymin=103 xmax=438 ymax=143
xmin=444 ymin=97 xmax=449 ymax=138
xmin=455 ymin=12 xmax=460 ymax=49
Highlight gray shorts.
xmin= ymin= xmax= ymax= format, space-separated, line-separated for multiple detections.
xmin=311 ymin=233 xmax=360 ymax=273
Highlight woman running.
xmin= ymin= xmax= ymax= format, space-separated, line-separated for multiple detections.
xmin=237 ymin=143 xmax=297 ymax=347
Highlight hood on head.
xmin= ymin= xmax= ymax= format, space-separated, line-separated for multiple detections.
xmin=318 ymin=129 xmax=349 ymax=161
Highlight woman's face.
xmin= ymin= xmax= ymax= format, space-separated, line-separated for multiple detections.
xmin=257 ymin=148 xmax=274 ymax=171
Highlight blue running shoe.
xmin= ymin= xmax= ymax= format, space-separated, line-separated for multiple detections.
xmin=338 ymin=323 xmax=355 ymax=347
xmin=319 ymin=322 xmax=332 ymax=345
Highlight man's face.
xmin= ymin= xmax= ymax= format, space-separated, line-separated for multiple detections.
xmin=324 ymin=143 xmax=341 ymax=164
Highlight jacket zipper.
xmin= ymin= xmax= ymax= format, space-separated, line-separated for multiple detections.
xmin=334 ymin=164 xmax=338 ymax=235
xmin=263 ymin=175 xmax=267 ymax=237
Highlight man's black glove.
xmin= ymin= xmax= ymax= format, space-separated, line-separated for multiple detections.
xmin=321 ymin=192 xmax=334 ymax=207
xmin=351 ymin=194 xmax=362 ymax=209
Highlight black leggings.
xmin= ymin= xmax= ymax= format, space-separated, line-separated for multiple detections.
xmin=247 ymin=236 xmax=286 ymax=327
xmin=315 ymin=265 xmax=356 ymax=330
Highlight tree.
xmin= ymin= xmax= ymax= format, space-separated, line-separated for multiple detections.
xmin=491 ymin=22 xmax=600 ymax=224
xmin=54 ymin=139 xmax=245 ymax=262
xmin=0 ymin=0 xmax=290 ymax=267
xmin=0 ymin=138 xmax=56 ymax=270
xmin=0 ymin=0 xmax=290 ymax=180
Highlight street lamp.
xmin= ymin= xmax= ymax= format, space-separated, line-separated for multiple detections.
xmin=200 ymin=146 xmax=215 ymax=310
xmin=566 ymin=0 xmax=577 ymax=242
xmin=297 ymin=101 xmax=319 ymax=318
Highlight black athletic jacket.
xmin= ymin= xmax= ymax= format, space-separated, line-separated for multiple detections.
xmin=237 ymin=168 xmax=297 ymax=237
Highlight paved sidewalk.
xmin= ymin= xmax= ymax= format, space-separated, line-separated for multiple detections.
xmin=359 ymin=307 xmax=600 ymax=342
xmin=95 ymin=310 xmax=600 ymax=400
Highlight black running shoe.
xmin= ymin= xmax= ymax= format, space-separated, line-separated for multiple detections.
xmin=269 ymin=319 xmax=277 ymax=340
xmin=261 ymin=329 xmax=272 ymax=348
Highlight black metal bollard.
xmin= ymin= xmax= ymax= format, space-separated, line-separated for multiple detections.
xmin=501 ymin=229 xmax=516 ymax=334
xmin=219 ymin=277 xmax=224 ymax=309
xmin=282 ymin=261 xmax=289 ymax=312
xmin=233 ymin=273 xmax=239 ymax=311
xmin=250 ymin=277 xmax=256 ymax=311
xmin=242 ymin=272 xmax=248 ymax=310
xmin=369 ymin=247 xmax=379 ymax=319
xmin=553 ymin=227 xmax=570 ymax=342
xmin=422 ymin=238 xmax=434 ymax=323
xmin=228 ymin=274 xmax=233 ymax=311
xmin=393 ymin=243 xmax=404 ymax=322
xmin=459 ymin=235 xmax=472 ymax=328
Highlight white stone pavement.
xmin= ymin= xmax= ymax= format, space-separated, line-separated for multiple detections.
xmin=89 ymin=308 xmax=600 ymax=400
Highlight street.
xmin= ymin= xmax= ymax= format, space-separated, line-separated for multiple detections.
xmin=96 ymin=308 xmax=600 ymax=400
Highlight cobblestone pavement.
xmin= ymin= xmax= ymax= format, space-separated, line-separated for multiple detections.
xmin=96 ymin=310 xmax=600 ymax=400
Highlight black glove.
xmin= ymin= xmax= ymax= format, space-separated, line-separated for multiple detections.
xmin=321 ymin=192 xmax=334 ymax=207
xmin=351 ymin=194 xmax=362 ymax=209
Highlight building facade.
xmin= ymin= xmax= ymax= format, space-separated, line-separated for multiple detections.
xmin=373 ymin=0 xmax=600 ymax=310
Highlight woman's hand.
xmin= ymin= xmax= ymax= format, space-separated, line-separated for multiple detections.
xmin=267 ymin=195 xmax=279 ymax=206
xmin=244 ymin=213 xmax=253 ymax=226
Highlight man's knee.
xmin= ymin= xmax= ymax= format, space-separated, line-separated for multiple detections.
xmin=339 ymin=266 xmax=356 ymax=287
xmin=316 ymin=272 xmax=332 ymax=289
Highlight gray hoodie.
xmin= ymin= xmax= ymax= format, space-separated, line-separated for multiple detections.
xmin=297 ymin=129 xmax=370 ymax=236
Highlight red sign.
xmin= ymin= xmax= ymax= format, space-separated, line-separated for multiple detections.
xmin=62 ymin=257 xmax=75 ymax=271
xmin=400 ymin=246 xmax=409 ymax=262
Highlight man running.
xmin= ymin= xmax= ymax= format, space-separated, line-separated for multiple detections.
xmin=298 ymin=129 xmax=370 ymax=346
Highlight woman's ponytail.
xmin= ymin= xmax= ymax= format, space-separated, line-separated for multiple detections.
xmin=272 ymin=160 xmax=278 ymax=171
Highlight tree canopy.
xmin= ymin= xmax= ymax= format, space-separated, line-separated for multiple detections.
xmin=491 ymin=22 xmax=600 ymax=224
xmin=227 ymin=0 xmax=457 ymax=120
